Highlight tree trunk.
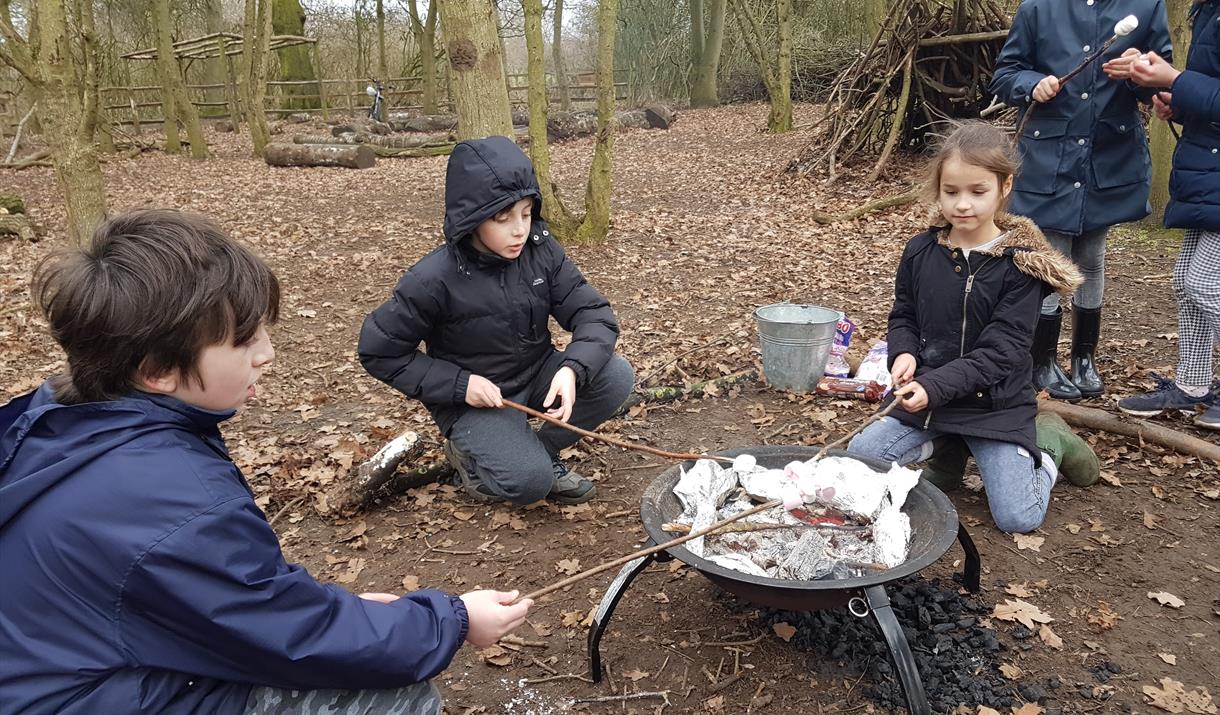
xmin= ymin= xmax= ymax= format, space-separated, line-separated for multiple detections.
xmin=862 ymin=0 xmax=889 ymax=41
xmin=552 ymin=0 xmax=570 ymax=111
xmin=264 ymin=142 xmax=376 ymax=168
xmin=243 ymin=0 xmax=274 ymax=155
xmin=436 ymin=0 xmax=514 ymax=140
xmin=202 ymin=0 xmax=228 ymax=117
xmin=689 ymin=0 xmax=725 ymax=107
xmin=1148 ymin=0 xmax=1192 ymax=222
xmin=689 ymin=0 xmax=704 ymax=91
xmin=1 ymin=0 xmax=109 ymax=245
xmin=524 ymin=0 xmax=580 ymax=239
xmin=768 ymin=0 xmax=793 ymax=133
xmin=272 ymin=0 xmax=319 ymax=110
xmin=574 ymin=0 xmax=619 ymax=245
xmin=154 ymin=0 xmax=209 ymax=158
xmin=376 ymin=0 xmax=388 ymax=78
xmin=408 ymin=0 xmax=440 ymax=114
xmin=160 ymin=83 xmax=180 ymax=152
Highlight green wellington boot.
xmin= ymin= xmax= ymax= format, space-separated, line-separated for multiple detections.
xmin=1035 ymin=412 xmax=1101 ymax=486
xmin=920 ymin=436 xmax=970 ymax=491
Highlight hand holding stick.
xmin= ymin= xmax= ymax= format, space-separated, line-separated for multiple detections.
xmin=1014 ymin=14 xmax=1139 ymax=141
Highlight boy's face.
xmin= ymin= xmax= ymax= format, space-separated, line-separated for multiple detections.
xmin=141 ymin=324 xmax=275 ymax=412
xmin=473 ymin=198 xmax=533 ymax=260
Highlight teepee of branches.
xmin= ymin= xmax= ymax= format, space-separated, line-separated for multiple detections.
xmin=789 ymin=0 xmax=1010 ymax=180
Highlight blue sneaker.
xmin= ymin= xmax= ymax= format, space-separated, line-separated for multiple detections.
xmin=1117 ymin=374 xmax=1214 ymax=417
xmin=1195 ymin=403 xmax=1220 ymax=430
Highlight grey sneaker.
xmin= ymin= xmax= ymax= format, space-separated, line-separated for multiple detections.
xmin=548 ymin=459 xmax=596 ymax=504
xmin=1117 ymin=374 xmax=1214 ymax=417
xmin=443 ymin=439 xmax=500 ymax=503
xmin=1195 ymin=403 xmax=1220 ymax=430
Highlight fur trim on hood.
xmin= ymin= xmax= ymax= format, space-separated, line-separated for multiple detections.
xmin=928 ymin=211 xmax=1084 ymax=297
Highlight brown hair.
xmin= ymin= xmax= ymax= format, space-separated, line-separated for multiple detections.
xmin=923 ymin=121 xmax=1021 ymax=211
xmin=32 ymin=209 xmax=280 ymax=404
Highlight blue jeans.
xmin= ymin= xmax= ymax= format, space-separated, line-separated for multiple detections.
xmin=847 ymin=417 xmax=1056 ymax=533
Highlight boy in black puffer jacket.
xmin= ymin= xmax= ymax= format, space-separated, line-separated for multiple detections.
xmin=359 ymin=136 xmax=634 ymax=505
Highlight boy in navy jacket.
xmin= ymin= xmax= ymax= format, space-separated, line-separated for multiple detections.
xmin=0 ymin=209 xmax=530 ymax=715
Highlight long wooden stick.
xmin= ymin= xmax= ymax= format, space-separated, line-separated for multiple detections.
xmin=501 ymin=399 xmax=734 ymax=464
xmin=517 ymin=498 xmax=783 ymax=602
xmin=812 ymin=398 xmax=901 ymax=461
xmin=1014 ymin=34 xmax=1120 ymax=141
xmin=1038 ymin=399 xmax=1220 ymax=464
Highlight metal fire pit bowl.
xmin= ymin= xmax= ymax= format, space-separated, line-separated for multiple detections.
xmin=587 ymin=446 xmax=982 ymax=715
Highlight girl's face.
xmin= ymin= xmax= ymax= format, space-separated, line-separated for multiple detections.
xmin=473 ymin=197 xmax=533 ymax=260
xmin=937 ymin=155 xmax=1012 ymax=233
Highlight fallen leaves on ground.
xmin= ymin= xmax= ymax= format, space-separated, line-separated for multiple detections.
xmin=1013 ymin=533 xmax=1044 ymax=551
xmin=772 ymin=622 xmax=796 ymax=642
xmin=479 ymin=645 xmax=512 ymax=667
xmin=1143 ymin=677 xmax=1217 ymax=713
xmin=1148 ymin=591 xmax=1186 ymax=608
xmin=993 ymin=599 xmax=1053 ymax=630
xmin=1087 ymin=601 xmax=1121 ymax=630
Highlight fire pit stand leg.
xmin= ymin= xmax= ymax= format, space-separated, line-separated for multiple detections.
xmin=956 ymin=522 xmax=981 ymax=593
xmin=587 ymin=547 xmax=672 ymax=683
xmin=864 ymin=585 xmax=931 ymax=715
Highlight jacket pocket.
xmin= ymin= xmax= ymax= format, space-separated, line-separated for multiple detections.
xmin=1017 ymin=118 xmax=1069 ymax=195
xmin=1091 ymin=116 xmax=1150 ymax=189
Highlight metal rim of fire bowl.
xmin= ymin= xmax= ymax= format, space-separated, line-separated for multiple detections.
xmin=640 ymin=446 xmax=960 ymax=593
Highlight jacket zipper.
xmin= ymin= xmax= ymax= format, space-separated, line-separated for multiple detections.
xmin=924 ymin=253 xmax=996 ymax=428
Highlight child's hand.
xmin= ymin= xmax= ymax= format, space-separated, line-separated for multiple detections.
xmin=1153 ymin=91 xmax=1174 ymax=121
xmin=465 ymin=375 xmax=503 ymax=408
xmin=890 ymin=353 xmax=917 ymax=386
xmin=893 ymin=381 xmax=929 ymax=413
xmin=460 ymin=590 xmax=533 ymax=648
xmin=1102 ymin=48 xmax=1142 ymax=80
xmin=544 ymin=366 xmax=577 ymax=422
xmin=1032 ymin=75 xmax=1061 ymax=103
xmin=1130 ymin=51 xmax=1181 ymax=88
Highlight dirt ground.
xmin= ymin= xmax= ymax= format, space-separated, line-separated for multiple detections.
xmin=2 ymin=103 xmax=1217 ymax=715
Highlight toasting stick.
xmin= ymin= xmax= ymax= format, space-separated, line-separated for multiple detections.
xmin=1013 ymin=14 xmax=1140 ymax=141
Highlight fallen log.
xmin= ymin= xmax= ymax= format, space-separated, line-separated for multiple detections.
xmin=812 ymin=189 xmax=922 ymax=224
xmin=1 ymin=148 xmax=53 ymax=171
xmin=326 ymin=431 xmax=425 ymax=514
xmin=389 ymin=114 xmax=458 ymax=133
xmin=264 ymin=142 xmax=376 ymax=169
xmin=0 ymin=194 xmax=25 ymax=213
xmin=369 ymin=144 xmax=455 ymax=158
xmin=0 ymin=214 xmax=36 ymax=241
xmin=617 ymin=369 xmax=760 ymax=414
xmin=547 ymin=106 xmax=679 ymax=140
xmin=643 ymin=103 xmax=677 ymax=129
xmin=1038 ymin=399 xmax=1220 ymax=465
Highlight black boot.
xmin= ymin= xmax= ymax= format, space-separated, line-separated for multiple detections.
xmin=1070 ymin=305 xmax=1104 ymax=397
xmin=1033 ymin=310 xmax=1082 ymax=401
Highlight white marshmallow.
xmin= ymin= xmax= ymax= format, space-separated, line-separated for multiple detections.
xmin=1114 ymin=14 xmax=1139 ymax=37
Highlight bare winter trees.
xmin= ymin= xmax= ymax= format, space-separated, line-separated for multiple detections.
xmin=154 ymin=0 xmax=208 ymax=157
xmin=436 ymin=0 xmax=513 ymax=140
xmin=728 ymin=0 xmax=793 ymax=132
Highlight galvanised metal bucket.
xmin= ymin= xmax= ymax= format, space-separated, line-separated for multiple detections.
xmin=754 ymin=303 xmax=842 ymax=392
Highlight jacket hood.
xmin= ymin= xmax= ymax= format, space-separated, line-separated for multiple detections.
xmin=929 ymin=211 xmax=1084 ymax=296
xmin=443 ymin=135 xmax=543 ymax=245
xmin=0 ymin=381 xmax=232 ymax=528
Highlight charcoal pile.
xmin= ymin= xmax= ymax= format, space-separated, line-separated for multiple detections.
xmin=763 ymin=577 xmax=1067 ymax=713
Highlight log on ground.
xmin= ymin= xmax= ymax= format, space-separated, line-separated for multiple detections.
xmin=643 ymin=103 xmax=677 ymax=129
xmin=0 ymin=214 xmax=37 ymax=241
xmin=327 ymin=431 xmax=426 ymax=514
xmin=264 ymin=142 xmax=376 ymax=169
xmin=389 ymin=114 xmax=459 ymax=133
xmin=1038 ymin=399 xmax=1220 ymax=465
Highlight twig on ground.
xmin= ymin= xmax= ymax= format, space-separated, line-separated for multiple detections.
xmin=268 ymin=496 xmax=306 ymax=527
xmin=574 ymin=691 xmax=671 ymax=705
xmin=635 ymin=335 xmax=731 ymax=387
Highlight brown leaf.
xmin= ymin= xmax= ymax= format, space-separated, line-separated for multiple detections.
xmin=560 ymin=610 xmax=584 ymax=627
xmin=1087 ymin=601 xmax=1121 ymax=631
xmin=1005 ymin=582 xmax=1034 ymax=598
xmin=993 ymin=599 xmax=1053 ymax=630
xmin=1148 ymin=591 xmax=1186 ymax=608
xmin=555 ymin=558 xmax=581 ymax=575
xmin=334 ymin=557 xmax=366 ymax=584
xmin=1143 ymin=677 xmax=1218 ymax=714
xmin=1152 ymin=484 xmax=1167 ymax=499
xmin=401 ymin=574 xmax=420 ymax=592
xmin=452 ymin=510 xmax=475 ymax=522
xmin=1013 ymin=533 xmax=1044 ymax=552
xmin=977 ymin=708 xmax=1003 ymax=715
xmin=999 ymin=662 xmax=1024 ymax=679
xmin=623 ymin=668 xmax=650 ymax=681
xmin=1099 ymin=470 xmax=1122 ymax=487
xmin=480 ymin=644 xmax=512 ymax=667
xmin=1011 ymin=704 xmax=1045 ymax=715
xmin=1160 ymin=653 xmax=1178 ymax=666
xmin=1064 ymin=523 xmax=1082 ymax=534
xmin=772 ymin=622 xmax=796 ymax=642
xmin=1144 ymin=511 xmax=1162 ymax=530
xmin=1038 ymin=624 xmax=1063 ymax=650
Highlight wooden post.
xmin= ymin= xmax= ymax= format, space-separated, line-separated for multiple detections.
xmin=311 ymin=41 xmax=329 ymax=121
xmin=221 ymin=36 xmax=242 ymax=127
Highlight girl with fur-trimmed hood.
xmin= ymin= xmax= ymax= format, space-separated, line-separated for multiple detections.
xmin=849 ymin=123 xmax=1100 ymax=534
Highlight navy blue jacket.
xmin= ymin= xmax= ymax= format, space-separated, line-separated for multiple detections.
xmin=885 ymin=215 xmax=1083 ymax=457
xmin=358 ymin=136 xmax=620 ymax=435
xmin=991 ymin=0 xmax=1172 ymax=235
xmin=1165 ymin=1 xmax=1220 ymax=230
xmin=0 ymin=384 xmax=469 ymax=715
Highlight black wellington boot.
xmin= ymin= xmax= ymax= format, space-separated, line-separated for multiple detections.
xmin=1070 ymin=306 xmax=1104 ymax=397
xmin=1033 ymin=310 xmax=1082 ymax=401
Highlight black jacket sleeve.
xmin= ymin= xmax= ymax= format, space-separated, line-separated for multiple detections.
xmin=358 ymin=270 xmax=470 ymax=405
xmin=916 ymin=267 xmax=1041 ymax=409
xmin=546 ymin=241 xmax=620 ymax=385
xmin=886 ymin=238 xmax=922 ymax=370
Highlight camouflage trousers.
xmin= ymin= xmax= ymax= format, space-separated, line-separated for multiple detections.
xmin=244 ymin=681 xmax=442 ymax=714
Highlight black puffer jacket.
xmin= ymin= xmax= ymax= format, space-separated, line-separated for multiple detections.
xmin=885 ymin=214 xmax=1082 ymax=458
xmin=358 ymin=136 xmax=620 ymax=434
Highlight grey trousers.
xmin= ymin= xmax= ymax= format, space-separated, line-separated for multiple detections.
xmin=448 ymin=351 xmax=635 ymax=504
xmin=244 ymin=681 xmax=441 ymax=715
xmin=1041 ymin=227 xmax=1109 ymax=312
